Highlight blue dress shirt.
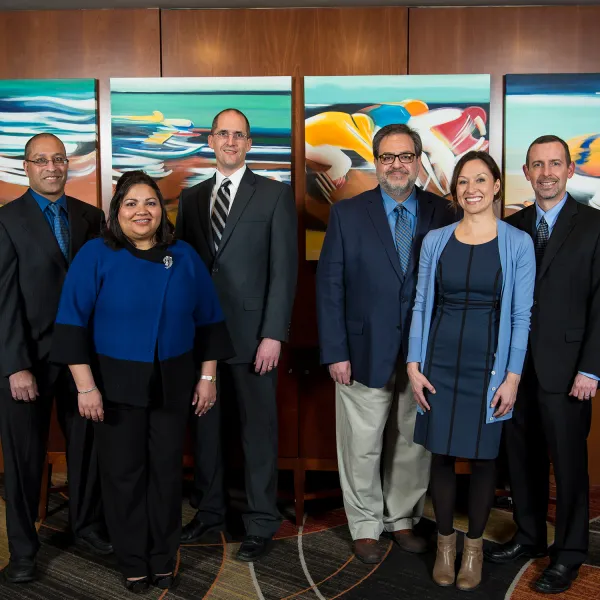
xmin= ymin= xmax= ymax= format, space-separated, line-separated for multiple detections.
xmin=536 ymin=193 xmax=598 ymax=381
xmin=381 ymin=187 xmax=418 ymax=242
xmin=30 ymin=188 xmax=69 ymax=233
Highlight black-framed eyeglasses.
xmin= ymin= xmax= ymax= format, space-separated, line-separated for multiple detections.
xmin=25 ymin=157 xmax=69 ymax=167
xmin=377 ymin=152 xmax=416 ymax=165
xmin=212 ymin=130 xmax=248 ymax=141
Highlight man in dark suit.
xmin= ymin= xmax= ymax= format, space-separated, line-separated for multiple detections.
xmin=487 ymin=135 xmax=600 ymax=594
xmin=176 ymin=109 xmax=297 ymax=561
xmin=316 ymin=124 xmax=459 ymax=563
xmin=0 ymin=133 xmax=111 ymax=583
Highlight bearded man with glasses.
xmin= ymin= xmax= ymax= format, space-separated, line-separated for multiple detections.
xmin=316 ymin=123 xmax=460 ymax=563
xmin=0 ymin=133 xmax=110 ymax=583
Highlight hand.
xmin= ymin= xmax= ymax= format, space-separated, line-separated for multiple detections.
xmin=78 ymin=389 xmax=104 ymax=422
xmin=569 ymin=373 xmax=598 ymax=401
xmin=9 ymin=370 xmax=39 ymax=402
xmin=254 ymin=338 xmax=281 ymax=375
xmin=407 ymin=362 xmax=435 ymax=411
xmin=328 ymin=361 xmax=352 ymax=385
xmin=193 ymin=378 xmax=217 ymax=416
xmin=491 ymin=373 xmax=520 ymax=418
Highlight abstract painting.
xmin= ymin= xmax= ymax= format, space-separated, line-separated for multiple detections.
xmin=110 ymin=77 xmax=292 ymax=222
xmin=304 ymin=74 xmax=491 ymax=259
xmin=505 ymin=73 xmax=600 ymax=215
xmin=0 ymin=79 xmax=98 ymax=207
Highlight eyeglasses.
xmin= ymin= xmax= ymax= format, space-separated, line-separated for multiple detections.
xmin=25 ymin=157 xmax=69 ymax=167
xmin=212 ymin=130 xmax=249 ymax=141
xmin=377 ymin=152 xmax=416 ymax=165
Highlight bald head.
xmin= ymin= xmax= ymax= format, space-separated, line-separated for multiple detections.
xmin=24 ymin=133 xmax=66 ymax=160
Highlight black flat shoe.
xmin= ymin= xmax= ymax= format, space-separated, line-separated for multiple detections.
xmin=236 ymin=535 xmax=271 ymax=562
xmin=124 ymin=577 xmax=149 ymax=593
xmin=484 ymin=539 xmax=547 ymax=564
xmin=78 ymin=530 xmax=114 ymax=555
xmin=151 ymin=573 xmax=179 ymax=590
xmin=180 ymin=516 xmax=225 ymax=544
xmin=534 ymin=563 xmax=579 ymax=594
xmin=3 ymin=557 xmax=36 ymax=583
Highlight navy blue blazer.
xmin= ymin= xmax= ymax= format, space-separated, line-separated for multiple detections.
xmin=317 ymin=186 xmax=459 ymax=389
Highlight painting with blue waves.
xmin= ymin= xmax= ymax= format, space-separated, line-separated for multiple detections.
xmin=0 ymin=79 xmax=97 ymax=207
xmin=110 ymin=77 xmax=292 ymax=223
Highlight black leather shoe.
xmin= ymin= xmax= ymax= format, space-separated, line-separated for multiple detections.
xmin=236 ymin=536 xmax=270 ymax=562
xmin=78 ymin=530 xmax=114 ymax=555
xmin=152 ymin=573 xmax=180 ymax=590
xmin=535 ymin=563 xmax=579 ymax=594
xmin=180 ymin=517 xmax=225 ymax=544
xmin=484 ymin=539 xmax=547 ymax=564
xmin=3 ymin=557 xmax=37 ymax=583
xmin=124 ymin=577 xmax=149 ymax=594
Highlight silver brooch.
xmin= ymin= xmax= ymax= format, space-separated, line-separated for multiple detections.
xmin=163 ymin=256 xmax=173 ymax=269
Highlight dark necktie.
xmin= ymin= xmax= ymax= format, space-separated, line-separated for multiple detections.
xmin=211 ymin=178 xmax=231 ymax=252
xmin=394 ymin=204 xmax=413 ymax=275
xmin=535 ymin=216 xmax=549 ymax=267
xmin=47 ymin=202 xmax=69 ymax=260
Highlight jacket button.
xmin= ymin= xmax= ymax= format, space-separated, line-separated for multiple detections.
xmin=212 ymin=267 xmax=219 ymax=274
xmin=533 ymin=300 xmax=537 ymax=306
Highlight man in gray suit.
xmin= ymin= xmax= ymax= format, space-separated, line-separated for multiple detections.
xmin=176 ymin=109 xmax=298 ymax=561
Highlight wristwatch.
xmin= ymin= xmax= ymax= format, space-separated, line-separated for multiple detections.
xmin=200 ymin=375 xmax=217 ymax=383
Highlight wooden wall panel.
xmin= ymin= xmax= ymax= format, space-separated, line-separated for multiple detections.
xmin=409 ymin=6 xmax=600 ymax=484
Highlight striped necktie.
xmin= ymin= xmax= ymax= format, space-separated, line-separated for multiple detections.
xmin=394 ymin=204 xmax=413 ymax=275
xmin=211 ymin=178 xmax=231 ymax=252
xmin=535 ymin=216 xmax=549 ymax=267
xmin=47 ymin=201 xmax=69 ymax=260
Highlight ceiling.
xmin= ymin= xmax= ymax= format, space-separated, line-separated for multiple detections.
xmin=2 ymin=0 xmax=600 ymax=10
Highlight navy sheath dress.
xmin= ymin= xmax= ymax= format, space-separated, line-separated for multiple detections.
xmin=414 ymin=233 xmax=504 ymax=460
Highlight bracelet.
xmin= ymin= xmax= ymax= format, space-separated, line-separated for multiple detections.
xmin=78 ymin=386 xmax=98 ymax=394
xmin=200 ymin=375 xmax=217 ymax=383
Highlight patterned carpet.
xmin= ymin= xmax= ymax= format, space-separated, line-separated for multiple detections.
xmin=0 ymin=480 xmax=598 ymax=599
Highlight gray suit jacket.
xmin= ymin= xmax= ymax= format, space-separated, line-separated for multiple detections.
xmin=176 ymin=168 xmax=298 ymax=363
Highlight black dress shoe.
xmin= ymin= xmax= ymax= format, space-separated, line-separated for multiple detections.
xmin=151 ymin=573 xmax=180 ymax=590
xmin=484 ymin=539 xmax=547 ymax=564
xmin=180 ymin=517 xmax=225 ymax=544
xmin=78 ymin=530 xmax=114 ymax=555
xmin=3 ymin=557 xmax=37 ymax=583
xmin=236 ymin=536 xmax=270 ymax=562
xmin=124 ymin=577 xmax=149 ymax=593
xmin=535 ymin=563 xmax=579 ymax=594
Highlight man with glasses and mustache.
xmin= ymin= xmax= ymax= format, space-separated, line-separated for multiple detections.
xmin=316 ymin=124 xmax=459 ymax=563
xmin=0 ymin=133 xmax=109 ymax=583
xmin=176 ymin=109 xmax=297 ymax=561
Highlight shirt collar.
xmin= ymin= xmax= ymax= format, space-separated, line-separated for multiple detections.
xmin=215 ymin=164 xmax=246 ymax=189
xmin=29 ymin=188 xmax=67 ymax=214
xmin=535 ymin=192 xmax=568 ymax=230
xmin=381 ymin=186 xmax=417 ymax=218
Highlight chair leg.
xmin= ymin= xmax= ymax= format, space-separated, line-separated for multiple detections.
xmin=38 ymin=456 xmax=50 ymax=521
xmin=294 ymin=462 xmax=306 ymax=528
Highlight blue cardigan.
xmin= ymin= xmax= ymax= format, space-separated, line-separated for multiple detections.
xmin=407 ymin=220 xmax=535 ymax=423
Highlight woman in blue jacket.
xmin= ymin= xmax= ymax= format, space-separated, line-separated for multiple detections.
xmin=51 ymin=171 xmax=233 ymax=593
xmin=407 ymin=152 xmax=535 ymax=591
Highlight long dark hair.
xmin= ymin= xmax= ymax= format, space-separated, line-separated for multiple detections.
xmin=449 ymin=151 xmax=502 ymax=209
xmin=103 ymin=170 xmax=174 ymax=250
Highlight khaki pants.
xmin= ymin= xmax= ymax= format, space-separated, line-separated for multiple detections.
xmin=336 ymin=366 xmax=431 ymax=541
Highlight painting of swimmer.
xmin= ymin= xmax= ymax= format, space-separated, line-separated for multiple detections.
xmin=0 ymin=79 xmax=97 ymax=207
xmin=110 ymin=77 xmax=292 ymax=222
xmin=505 ymin=73 xmax=600 ymax=216
xmin=304 ymin=74 xmax=491 ymax=259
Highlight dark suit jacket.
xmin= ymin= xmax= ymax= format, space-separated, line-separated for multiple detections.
xmin=317 ymin=186 xmax=459 ymax=389
xmin=0 ymin=191 xmax=104 ymax=388
xmin=506 ymin=195 xmax=600 ymax=393
xmin=175 ymin=168 xmax=298 ymax=364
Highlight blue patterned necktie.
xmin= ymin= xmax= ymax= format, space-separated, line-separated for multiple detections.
xmin=394 ymin=204 xmax=413 ymax=275
xmin=47 ymin=202 xmax=69 ymax=260
xmin=535 ymin=216 xmax=549 ymax=267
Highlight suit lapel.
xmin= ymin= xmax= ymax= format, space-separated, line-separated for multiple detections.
xmin=537 ymin=195 xmax=578 ymax=281
xmin=19 ymin=191 xmax=67 ymax=270
xmin=407 ymin=187 xmax=435 ymax=279
xmin=365 ymin=187 xmax=403 ymax=281
xmin=66 ymin=196 xmax=92 ymax=261
xmin=197 ymin=176 xmax=215 ymax=256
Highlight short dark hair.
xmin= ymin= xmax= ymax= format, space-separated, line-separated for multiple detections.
xmin=450 ymin=151 xmax=502 ymax=207
xmin=103 ymin=170 xmax=174 ymax=250
xmin=372 ymin=123 xmax=423 ymax=160
xmin=526 ymin=134 xmax=572 ymax=167
xmin=211 ymin=108 xmax=251 ymax=137
xmin=24 ymin=133 xmax=65 ymax=159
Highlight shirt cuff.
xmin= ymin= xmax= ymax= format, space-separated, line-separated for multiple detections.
xmin=578 ymin=371 xmax=599 ymax=381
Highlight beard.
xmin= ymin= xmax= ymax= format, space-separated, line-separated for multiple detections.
xmin=535 ymin=178 xmax=563 ymax=200
xmin=377 ymin=169 xmax=416 ymax=199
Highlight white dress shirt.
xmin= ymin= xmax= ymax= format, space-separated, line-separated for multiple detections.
xmin=210 ymin=165 xmax=247 ymax=215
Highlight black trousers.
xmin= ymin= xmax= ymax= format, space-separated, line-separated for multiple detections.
xmin=0 ymin=367 xmax=103 ymax=560
xmin=504 ymin=359 xmax=592 ymax=568
xmin=95 ymin=392 xmax=189 ymax=578
xmin=190 ymin=363 xmax=281 ymax=537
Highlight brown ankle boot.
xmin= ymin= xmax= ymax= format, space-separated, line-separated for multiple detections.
xmin=433 ymin=532 xmax=456 ymax=586
xmin=457 ymin=536 xmax=483 ymax=591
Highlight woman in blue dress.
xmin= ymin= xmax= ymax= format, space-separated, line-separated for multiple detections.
xmin=407 ymin=152 xmax=535 ymax=591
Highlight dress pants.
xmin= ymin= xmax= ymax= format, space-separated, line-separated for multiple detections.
xmin=190 ymin=363 xmax=281 ymax=538
xmin=94 ymin=391 xmax=189 ymax=578
xmin=504 ymin=358 xmax=591 ymax=568
xmin=0 ymin=366 xmax=102 ymax=559
xmin=336 ymin=365 xmax=432 ymax=540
